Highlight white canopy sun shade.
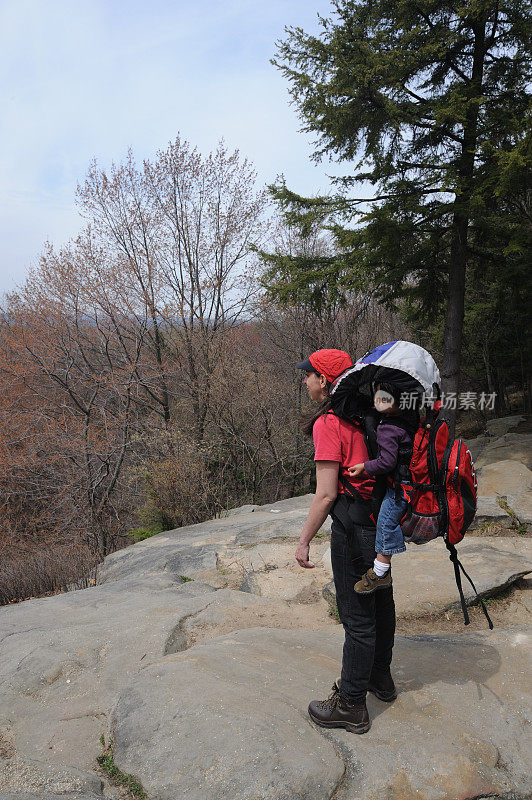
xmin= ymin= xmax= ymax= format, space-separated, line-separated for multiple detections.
xmin=334 ymin=340 xmax=441 ymax=395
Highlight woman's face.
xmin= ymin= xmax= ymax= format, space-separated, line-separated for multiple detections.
xmin=303 ymin=370 xmax=328 ymax=402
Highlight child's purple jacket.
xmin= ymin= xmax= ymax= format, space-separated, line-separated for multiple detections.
xmin=364 ymin=419 xmax=414 ymax=476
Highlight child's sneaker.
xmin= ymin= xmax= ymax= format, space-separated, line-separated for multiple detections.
xmin=354 ymin=568 xmax=392 ymax=594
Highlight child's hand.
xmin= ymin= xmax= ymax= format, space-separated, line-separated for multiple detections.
xmin=348 ymin=463 xmax=365 ymax=477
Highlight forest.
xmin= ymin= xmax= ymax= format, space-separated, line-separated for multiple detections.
xmin=1 ymin=0 xmax=530 ymax=603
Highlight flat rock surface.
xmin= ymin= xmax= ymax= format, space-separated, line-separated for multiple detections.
xmin=475 ymin=432 xmax=532 ymax=470
xmin=485 ymin=415 xmax=525 ymax=439
xmin=2 ymin=416 xmax=531 ymax=800
xmin=465 ymin=416 xmax=531 ymax=471
xmin=0 ymin=579 xmax=222 ymax=789
xmin=0 ymin=756 xmax=103 ymax=799
xmin=321 ymin=536 xmax=532 ymax=617
xmin=177 ymin=589 xmax=334 ymax=649
xmin=102 ymin=489 xmax=531 ymax=615
xmin=2 ymin=487 xmax=530 ymax=797
xmin=0 ymin=795 xmax=103 ymax=800
xmin=208 ymin=532 xmax=532 ymax=616
xmin=477 ymin=459 xmax=532 ymax=497
xmin=470 ymin=495 xmax=513 ymax=528
xmin=392 ymin=537 xmax=532 ymax=615
xmin=215 ymin=537 xmax=333 ymax=601
xmin=97 ymin=495 xmax=314 ymax=587
xmin=508 ymin=491 xmax=532 ymax=526
xmin=111 ymin=626 xmax=532 ymax=800
xmin=475 ymin=460 xmax=532 ymax=528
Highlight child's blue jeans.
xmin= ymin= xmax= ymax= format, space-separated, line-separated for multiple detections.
xmin=376 ymin=486 xmax=408 ymax=556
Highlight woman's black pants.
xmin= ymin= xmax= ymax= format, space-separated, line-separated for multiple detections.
xmin=330 ymin=494 xmax=396 ymax=705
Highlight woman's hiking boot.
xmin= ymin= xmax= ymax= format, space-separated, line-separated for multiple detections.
xmin=368 ymin=667 xmax=397 ymax=702
xmin=308 ymin=683 xmax=370 ymax=734
xmin=354 ymin=567 xmax=392 ymax=594
xmin=336 ymin=669 xmax=397 ymax=704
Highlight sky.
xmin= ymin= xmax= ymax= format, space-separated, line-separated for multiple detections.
xmin=0 ymin=0 xmax=359 ymax=295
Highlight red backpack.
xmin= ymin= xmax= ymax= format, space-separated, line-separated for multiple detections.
xmin=400 ymin=402 xmax=493 ymax=628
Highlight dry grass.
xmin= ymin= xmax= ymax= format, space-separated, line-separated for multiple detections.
xmin=473 ymin=520 xmax=531 ymax=537
xmin=0 ymin=543 xmax=99 ymax=605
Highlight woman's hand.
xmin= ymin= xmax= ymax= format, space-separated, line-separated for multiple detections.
xmin=295 ymin=541 xmax=315 ymax=569
xmin=348 ymin=463 xmax=365 ymax=477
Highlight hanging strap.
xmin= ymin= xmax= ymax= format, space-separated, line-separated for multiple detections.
xmin=339 ymin=473 xmax=364 ymax=502
xmin=445 ymin=541 xmax=494 ymax=629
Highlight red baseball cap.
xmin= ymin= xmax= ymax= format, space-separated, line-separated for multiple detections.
xmin=296 ymin=349 xmax=353 ymax=383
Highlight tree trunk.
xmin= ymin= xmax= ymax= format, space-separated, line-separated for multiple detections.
xmin=150 ymin=308 xmax=171 ymax=428
xmin=290 ymin=372 xmax=303 ymax=497
xmin=441 ymin=210 xmax=468 ymax=427
xmin=441 ymin=17 xmax=486 ymax=435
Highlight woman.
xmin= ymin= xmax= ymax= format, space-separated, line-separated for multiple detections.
xmin=295 ymin=348 xmax=397 ymax=735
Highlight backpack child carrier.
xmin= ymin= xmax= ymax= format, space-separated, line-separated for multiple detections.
xmin=397 ymin=402 xmax=492 ymax=628
xmin=331 ymin=341 xmax=493 ymax=629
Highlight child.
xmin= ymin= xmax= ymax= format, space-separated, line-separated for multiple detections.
xmin=348 ymin=383 xmax=416 ymax=593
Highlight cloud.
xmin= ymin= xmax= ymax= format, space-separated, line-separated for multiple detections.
xmin=0 ymin=0 xmax=357 ymax=292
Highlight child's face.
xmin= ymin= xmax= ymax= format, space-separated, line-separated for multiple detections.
xmin=374 ymin=387 xmax=398 ymax=414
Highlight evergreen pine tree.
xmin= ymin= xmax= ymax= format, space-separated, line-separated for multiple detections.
xmin=273 ymin=0 xmax=531 ymax=423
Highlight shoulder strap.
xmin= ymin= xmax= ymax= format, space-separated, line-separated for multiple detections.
xmin=363 ymin=409 xmax=380 ymax=461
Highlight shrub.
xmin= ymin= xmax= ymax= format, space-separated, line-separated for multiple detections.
xmin=126 ymin=523 xmax=164 ymax=542
xmin=0 ymin=543 xmax=98 ymax=605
